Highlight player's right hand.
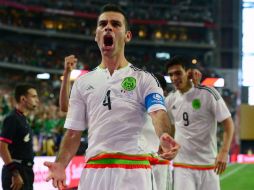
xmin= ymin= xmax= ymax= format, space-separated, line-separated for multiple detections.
xmin=44 ymin=161 xmax=67 ymax=190
xmin=64 ymin=55 xmax=77 ymax=73
xmin=159 ymin=133 xmax=180 ymax=160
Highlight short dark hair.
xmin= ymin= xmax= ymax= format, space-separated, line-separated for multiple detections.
xmin=99 ymin=3 xmax=130 ymax=30
xmin=14 ymin=83 xmax=35 ymax=103
xmin=166 ymin=55 xmax=194 ymax=71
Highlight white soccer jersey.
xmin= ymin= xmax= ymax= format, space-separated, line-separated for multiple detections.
xmin=64 ymin=64 xmax=166 ymax=160
xmin=165 ymin=85 xmax=231 ymax=168
xmin=138 ymin=115 xmax=160 ymax=153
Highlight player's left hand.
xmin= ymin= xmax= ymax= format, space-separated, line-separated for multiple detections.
xmin=159 ymin=133 xmax=180 ymax=160
xmin=44 ymin=161 xmax=67 ymax=189
xmin=214 ymin=150 xmax=228 ymax=175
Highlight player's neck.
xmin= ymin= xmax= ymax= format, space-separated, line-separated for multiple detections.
xmin=15 ymin=104 xmax=28 ymax=116
xmin=100 ymin=55 xmax=128 ymax=75
xmin=179 ymin=81 xmax=192 ymax=94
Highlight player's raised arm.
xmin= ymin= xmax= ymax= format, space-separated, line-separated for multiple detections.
xmin=59 ymin=55 xmax=77 ymax=112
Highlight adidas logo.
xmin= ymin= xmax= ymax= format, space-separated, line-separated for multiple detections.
xmin=86 ymin=85 xmax=94 ymax=90
xmin=172 ymin=105 xmax=176 ymax=109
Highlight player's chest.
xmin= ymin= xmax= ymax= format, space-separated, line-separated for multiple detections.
xmin=85 ymin=74 xmax=141 ymax=105
xmin=171 ymin=95 xmax=209 ymax=122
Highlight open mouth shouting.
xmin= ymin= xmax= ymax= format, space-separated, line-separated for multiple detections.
xmin=103 ymin=35 xmax=114 ymax=50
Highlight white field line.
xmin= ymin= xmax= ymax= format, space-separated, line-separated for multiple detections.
xmin=220 ymin=164 xmax=248 ymax=181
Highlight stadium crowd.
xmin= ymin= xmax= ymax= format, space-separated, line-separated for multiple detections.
xmin=0 ymin=2 xmax=214 ymax=44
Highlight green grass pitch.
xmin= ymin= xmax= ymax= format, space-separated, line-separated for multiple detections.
xmin=220 ymin=163 xmax=254 ymax=190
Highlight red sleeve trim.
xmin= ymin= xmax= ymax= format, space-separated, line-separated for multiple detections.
xmin=0 ymin=137 xmax=12 ymax=144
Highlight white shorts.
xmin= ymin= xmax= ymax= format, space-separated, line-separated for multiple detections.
xmin=78 ymin=167 xmax=154 ymax=190
xmin=152 ymin=163 xmax=172 ymax=190
xmin=173 ymin=167 xmax=220 ymax=190
xmin=78 ymin=152 xmax=158 ymax=190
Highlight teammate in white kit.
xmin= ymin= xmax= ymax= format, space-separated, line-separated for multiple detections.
xmin=44 ymin=4 xmax=180 ymax=190
xmin=165 ymin=55 xmax=234 ymax=190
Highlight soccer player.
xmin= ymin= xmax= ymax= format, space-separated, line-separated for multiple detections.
xmin=44 ymin=4 xmax=180 ymax=190
xmin=165 ymin=55 xmax=234 ymax=190
xmin=59 ymin=57 xmax=173 ymax=190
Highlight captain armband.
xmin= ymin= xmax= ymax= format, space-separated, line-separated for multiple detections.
xmin=145 ymin=93 xmax=165 ymax=110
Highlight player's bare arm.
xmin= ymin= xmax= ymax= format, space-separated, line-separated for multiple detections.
xmin=44 ymin=129 xmax=82 ymax=189
xmin=59 ymin=55 xmax=77 ymax=112
xmin=149 ymin=109 xmax=180 ymax=160
xmin=215 ymin=117 xmax=234 ymax=174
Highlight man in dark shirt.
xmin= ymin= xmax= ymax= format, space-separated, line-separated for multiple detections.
xmin=0 ymin=83 xmax=39 ymax=190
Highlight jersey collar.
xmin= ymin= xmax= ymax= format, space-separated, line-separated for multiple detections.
xmin=97 ymin=63 xmax=131 ymax=74
xmin=15 ymin=108 xmax=25 ymax=117
xmin=177 ymin=82 xmax=195 ymax=96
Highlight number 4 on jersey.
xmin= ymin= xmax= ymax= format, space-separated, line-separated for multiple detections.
xmin=103 ymin=90 xmax=111 ymax=110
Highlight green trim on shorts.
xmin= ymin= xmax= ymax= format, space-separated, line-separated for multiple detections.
xmin=88 ymin=158 xmax=150 ymax=165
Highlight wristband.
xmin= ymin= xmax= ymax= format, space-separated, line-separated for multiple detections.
xmin=5 ymin=162 xmax=19 ymax=176
xmin=6 ymin=162 xmax=17 ymax=171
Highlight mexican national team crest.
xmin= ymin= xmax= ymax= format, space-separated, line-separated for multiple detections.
xmin=121 ymin=77 xmax=136 ymax=91
xmin=192 ymin=99 xmax=201 ymax=110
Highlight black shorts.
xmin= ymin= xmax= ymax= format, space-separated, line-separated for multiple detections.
xmin=2 ymin=163 xmax=34 ymax=190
